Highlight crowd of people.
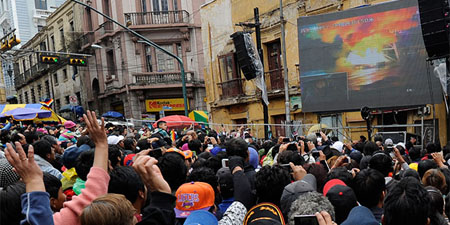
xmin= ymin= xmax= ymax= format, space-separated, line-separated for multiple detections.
xmin=1 ymin=110 xmax=450 ymax=225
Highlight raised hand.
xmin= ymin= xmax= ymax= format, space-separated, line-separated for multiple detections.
xmin=4 ymin=142 xmax=45 ymax=192
xmin=83 ymin=110 xmax=108 ymax=171
xmin=83 ymin=111 xmax=106 ymax=146
xmin=133 ymin=150 xmax=171 ymax=194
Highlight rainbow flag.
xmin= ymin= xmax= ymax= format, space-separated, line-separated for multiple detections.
xmin=40 ymin=99 xmax=54 ymax=108
xmin=170 ymin=129 xmax=176 ymax=143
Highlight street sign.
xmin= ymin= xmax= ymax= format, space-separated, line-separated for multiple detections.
xmin=69 ymin=95 xmax=78 ymax=105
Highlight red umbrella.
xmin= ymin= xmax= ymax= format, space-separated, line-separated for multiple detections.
xmin=153 ymin=115 xmax=198 ymax=128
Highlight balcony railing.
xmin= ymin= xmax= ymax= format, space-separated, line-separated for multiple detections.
xmin=81 ymin=32 xmax=95 ymax=47
xmin=125 ymin=10 xmax=190 ymax=26
xmin=98 ymin=21 xmax=114 ymax=36
xmin=133 ymin=71 xmax=194 ymax=84
xmin=264 ymin=68 xmax=284 ymax=91
xmin=218 ymin=78 xmax=244 ymax=98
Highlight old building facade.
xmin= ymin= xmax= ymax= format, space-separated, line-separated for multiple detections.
xmin=14 ymin=0 xmax=84 ymax=118
xmin=80 ymin=0 xmax=207 ymax=120
xmin=200 ymin=0 xmax=449 ymax=144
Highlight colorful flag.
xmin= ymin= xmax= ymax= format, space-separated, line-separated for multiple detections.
xmin=40 ymin=98 xmax=54 ymax=108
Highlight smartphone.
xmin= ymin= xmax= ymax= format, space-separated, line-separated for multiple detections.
xmin=282 ymin=137 xmax=290 ymax=143
xmin=279 ymin=164 xmax=293 ymax=173
xmin=294 ymin=215 xmax=319 ymax=225
xmin=222 ymin=159 xmax=229 ymax=168
xmin=315 ymin=133 xmax=321 ymax=137
xmin=149 ymin=148 xmax=162 ymax=159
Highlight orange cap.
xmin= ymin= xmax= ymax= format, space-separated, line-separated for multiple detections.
xmin=175 ymin=182 xmax=215 ymax=218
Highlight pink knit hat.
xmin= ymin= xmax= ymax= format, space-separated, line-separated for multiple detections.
xmin=181 ymin=143 xmax=190 ymax=151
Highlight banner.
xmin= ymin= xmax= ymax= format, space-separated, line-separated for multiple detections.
xmin=145 ymin=98 xmax=188 ymax=112
xmin=298 ymin=0 xmax=442 ymax=112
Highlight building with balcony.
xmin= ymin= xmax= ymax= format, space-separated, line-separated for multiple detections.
xmin=14 ymin=0 xmax=85 ymax=117
xmin=80 ymin=0 xmax=206 ymax=120
xmin=200 ymin=0 xmax=449 ymax=144
xmin=0 ymin=0 xmax=65 ymax=100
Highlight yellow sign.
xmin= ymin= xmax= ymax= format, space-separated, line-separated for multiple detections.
xmin=145 ymin=98 xmax=188 ymax=112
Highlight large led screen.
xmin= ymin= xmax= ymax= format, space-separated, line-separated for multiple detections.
xmin=298 ymin=0 xmax=442 ymax=112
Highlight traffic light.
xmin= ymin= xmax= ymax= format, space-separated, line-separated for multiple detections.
xmin=40 ymin=55 xmax=59 ymax=64
xmin=69 ymin=57 xmax=87 ymax=66
xmin=8 ymin=35 xmax=20 ymax=48
xmin=0 ymin=39 xmax=8 ymax=52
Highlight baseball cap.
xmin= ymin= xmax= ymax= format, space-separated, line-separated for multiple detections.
xmin=341 ymin=206 xmax=379 ymax=225
xmin=62 ymin=144 xmax=91 ymax=169
xmin=280 ymin=179 xmax=315 ymax=216
xmin=107 ymin=135 xmax=124 ymax=145
xmin=244 ymin=202 xmax=285 ymax=225
xmin=216 ymin=167 xmax=233 ymax=192
xmin=175 ymin=182 xmax=215 ymax=218
xmin=384 ymin=138 xmax=394 ymax=146
xmin=325 ymin=185 xmax=358 ymax=224
xmin=167 ymin=148 xmax=193 ymax=160
xmin=332 ymin=141 xmax=344 ymax=152
xmin=323 ymin=179 xmax=346 ymax=196
xmin=184 ymin=211 xmax=218 ymax=225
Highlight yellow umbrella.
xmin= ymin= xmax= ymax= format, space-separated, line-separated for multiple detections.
xmin=308 ymin=124 xmax=331 ymax=135
xmin=33 ymin=107 xmax=66 ymax=124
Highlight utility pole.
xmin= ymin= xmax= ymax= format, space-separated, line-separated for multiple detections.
xmin=70 ymin=0 xmax=189 ymax=116
xmin=254 ymin=8 xmax=270 ymax=140
xmin=280 ymin=0 xmax=291 ymax=137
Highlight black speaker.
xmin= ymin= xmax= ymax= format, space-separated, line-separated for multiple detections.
xmin=231 ymin=32 xmax=260 ymax=80
xmin=418 ymin=0 xmax=450 ymax=58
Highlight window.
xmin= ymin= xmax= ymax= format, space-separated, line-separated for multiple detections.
xmin=152 ymin=0 xmax=168 ymax=11
xmin=37 ymin=84 xmax=42 ymax=100
xmin=219 ymin=54 xmax=236 ymax=82
xmin=218 ymin=53 xmax=243 ymax=98
xmin=63 ymin=69 xmax=67 ymax=80
xmin=34 ymin=0 xmax=47 ymax=10
xmin=141 ymin=0 xmax=147 ymax=12
xmin=106 ymin=50 xmax=116 ymax=78
xmin=19 ymin=94 xmax=22 ymax=103
xmin=37 ymin=25 xmax=44 ymax=32
xmin=55 ymin=99 xmax=60 ymax=110
xmin=65 ymin=96 xmax=70 ymax=104
xmin=156 ymin=44 xmax=175 ymax=72
xmin=70 ymin=21 xmax=74 ymax=32
xmin=76 ymin=92 xmax=81 ymax=105
xmin=24 ymin=91 xmax=28 ymax=103
xmin=50 ymin=35 xmax=55 ymax=51
xmin=53 ymin=73 xmax=58 ymax=84
xmin=173 ymin=0 xmax=178 ymax=10
xmin=44 ymin=80 xmax=50 ymax=98
xmin=59 ymin=28 xmax=65 ymax=49
xmin=22 ymin=59 xmax=26 ymax=73
xmin=39 ymin=41 xmax=47 ymax=51
xmin=31 ymin=88 xmax=35 ymax=103
xmin=145 ymin=46 xmax=153 ymax=72
xmin=103 ymin=0 xmax=111 ymax=16
xmin=73 ymin=65 xmax=78 ymax=75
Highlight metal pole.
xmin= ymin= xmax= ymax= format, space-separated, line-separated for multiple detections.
xmin=71 ymin=0 xmax=188 ymax=116
xmin=254 ymin=8 xmax=269 ymax=140
xmin=280 ymin=0 xmax=291 ymax=137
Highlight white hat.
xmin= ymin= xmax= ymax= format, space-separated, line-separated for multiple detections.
xmin=332 ymin=141 xmax=344 ymax=152
xmin=107 ymin=135 xmax=124 ymax=145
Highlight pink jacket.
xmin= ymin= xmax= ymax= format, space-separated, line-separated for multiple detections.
xmin=53 ymin=167 xmax=110 ymax=225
